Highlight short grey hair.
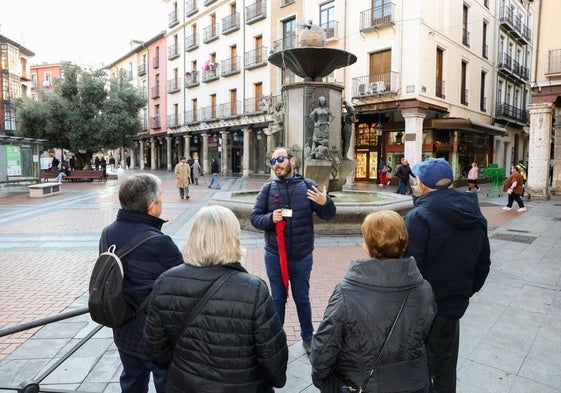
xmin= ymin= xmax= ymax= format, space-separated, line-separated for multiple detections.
xmin=183 ymin=205 xmax=244 ymax=267
xmin=119 ymin=173 xmax=162 ymax=213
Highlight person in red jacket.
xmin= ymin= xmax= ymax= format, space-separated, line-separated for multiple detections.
xmin=502 ymin=165 xmax=526 ymax=212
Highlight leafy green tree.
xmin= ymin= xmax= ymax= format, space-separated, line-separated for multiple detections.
xmin=15 ymin=64 xmax=145 ymax=168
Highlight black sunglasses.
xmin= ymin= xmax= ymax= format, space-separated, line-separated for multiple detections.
xmin=270 ymin=156 xmax=291 ymax=165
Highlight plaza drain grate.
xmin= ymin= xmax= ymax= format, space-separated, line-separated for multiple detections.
xmin=491 ymin=233 xmax=537 ymax=244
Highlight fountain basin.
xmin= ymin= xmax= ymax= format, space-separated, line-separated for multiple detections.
xmin=209 ymin=190 xmax=414 ymax=236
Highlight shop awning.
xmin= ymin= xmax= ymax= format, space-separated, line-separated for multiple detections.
xmin=427 ymin=118 xmax=507 ymax=136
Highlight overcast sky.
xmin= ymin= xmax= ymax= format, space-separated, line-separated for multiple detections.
xmin=1 ymin=0 xmax=168 ymax=68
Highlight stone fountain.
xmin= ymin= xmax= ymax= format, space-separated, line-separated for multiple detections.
xmin=209 ymin=22 xmax=413 ymax=234
xmin=268 ymin=21 xmax=357 ymax=191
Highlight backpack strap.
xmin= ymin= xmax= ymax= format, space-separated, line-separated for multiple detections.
xmin=102 ymin=228 xmax=163 ymax=311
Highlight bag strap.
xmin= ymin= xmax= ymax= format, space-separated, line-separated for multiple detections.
xmin=358 ymin=289 xmax=411 ymax=392
xmin=174 ymin=270 xmax=239 ymax=345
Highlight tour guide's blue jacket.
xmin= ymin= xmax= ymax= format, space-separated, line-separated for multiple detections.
xmin=250 ymin=174 xmax=336 ymax=260
xmin=404 ymin=189 xmax=491 ymax=319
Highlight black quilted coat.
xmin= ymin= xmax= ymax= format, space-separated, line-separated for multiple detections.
xmin=144 ymin=262 xmax=288 ymax=393
xmin=311 ymin=257 xmax=436 ymax=393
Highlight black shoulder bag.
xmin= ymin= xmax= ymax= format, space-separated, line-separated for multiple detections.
xmin=341 ymin=290 xmax=411 ymax=393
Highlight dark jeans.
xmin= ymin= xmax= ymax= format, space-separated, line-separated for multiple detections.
xmin=397 ymin=179 xmax=412 ymax=195
xmin=506 ymin=192 xmax=524 ymax=208
xmin=264 ymin=250 xmax=314 ymax=340
xmin=427 ymin=315 xmax=459 ymax=393
xmin=118 ymin=351 xmax=168 ymax=393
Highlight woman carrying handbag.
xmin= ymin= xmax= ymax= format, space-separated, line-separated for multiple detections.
xmin=310 ymin=210 xmax=436 ymax=393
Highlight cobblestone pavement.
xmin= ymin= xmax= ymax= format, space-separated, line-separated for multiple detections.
xmin=1 ymin=170 xmax=560 ymax=393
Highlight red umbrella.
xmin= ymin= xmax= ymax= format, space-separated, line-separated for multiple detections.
xmin=274 ymin=194 xmax=289 ymax=296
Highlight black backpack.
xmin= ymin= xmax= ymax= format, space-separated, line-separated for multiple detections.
xmin=88 ymin=228 xmax=161 ymax=328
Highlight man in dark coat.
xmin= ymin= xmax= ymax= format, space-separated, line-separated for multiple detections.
xmin=405 ymin=158 xmax=491 ymax=393
xmin=250 ymin=147 xmax=336 ymax=356
xmin=101 ymin=173 xmax=183 ymax=393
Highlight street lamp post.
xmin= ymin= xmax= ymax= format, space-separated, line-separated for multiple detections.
xmin=375 ymin=122 xmax=383 ymax=184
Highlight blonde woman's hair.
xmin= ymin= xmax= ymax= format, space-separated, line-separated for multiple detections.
xmin=361 ymin=210 xmax=408 ymax=259
xmin=183 ymin=205 xmax=244 ymax=267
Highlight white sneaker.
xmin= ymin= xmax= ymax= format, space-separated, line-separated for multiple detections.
xmin=517 ymin=207 xmax=527 ymax=212
xmin=502 ymin=206 xmax=511 ymax=210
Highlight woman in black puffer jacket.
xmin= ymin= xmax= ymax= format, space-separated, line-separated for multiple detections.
xmin=311 ymin=210 xmax=436 ymax=393
xmin=144 ymin=206 xmax=288 ymax=393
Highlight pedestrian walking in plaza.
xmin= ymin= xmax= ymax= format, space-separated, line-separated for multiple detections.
xmin=174 ymin=156 xmax=191 ymax=199
xmin=515 ymin=160 xmax=527 ymax=197
xmin=404 ymin=158 xmax=491 ymax=393
xmin=467 ymin=162 xmax=480 ymax=192
xmin=208 ymin=157 xmax=221 ymax=189
xmin=311 ymin=210 xmax=436 ymax=393
xmin=101 ymin=173 xmax=184 ymax=393
xmin=502 ymin=165 xmax=526 ymax=212
xmin=144 ymin=205 xmax=288 ymax=393
xmin=378 ymin=158 xmax=391 ymax=186
xmin=250 ymin=147 xmax=336 ymax=356
xmin=395 ymin=158 xmax=416 ymax=195
xmin=191 ymin=158 xmax=202 ymax=185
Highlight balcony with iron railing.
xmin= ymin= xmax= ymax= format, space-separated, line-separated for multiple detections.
xmin=222 ymin=13 xmax=240 ymax=35
xmin=184 ymin=70 xmax=200 ymax=88
xmin=185 ymin=33 xmax=199 ymax=52
xmin=201 ymin=105 xmax=218 ymax=121
xmin=167 ymin=78 xmax=181 ymax=93
xmin=167 ymin=44 xmax=180 ymax=60
xmin=321 ymin=20 xmax=339 ymax=40
xmin=218 ymin=101 xmax=241 ymax=118
xmin=495 ymin=102 xmax=527 ymax=124
xmin=202 ymin=63 xmax=220 ymax=82
xmin=482 ymin=43 xmax=489 ymax=59
xmin=360 ymin=2 xmax=395 ymax=32
xmin=244 ymin=95 xmax=269 ymax=114
xmin=184 ymin=109 xmax=199 ymax=124
xmin=203 ymin=24 xmax=220 ymax=43
xmin=271 ymin=33 xmax=296 ymax=52
xmin=498 ymin=53 xmax=529 ymax=82
xmin=480 ymin=96 xmax=487 ymax=112
xmin=461 ymin=88 xmax=469 ymax=106
xmin=138 ymin=63 xmax=147 ymax=77
xmin=280 ymin=0 xmax=294 ymax=6
xmin=153 ymin=56 xmax=159 ymax=68
xmin=499 ymin=7 xmax=531 ymax=45
xmin=168 ymin=113 xmax=180 ymax=127
xmin=151 ymin=85 xmax=160 ymax=99
xmin=245 ymin=0 xmax=266 ymax=24
xmin=547 ymin=49 xmax=561 ymax=75
xmin=462 ymin=28 xmax=470 ymax=47
xmin=435 ymin=78 xmax=446 ymax=99
xmin=351 ymin=71 xmax=400 ymax=98
xmin=185 ymin=0 xmax=198 ymax=17
xmin=245 ymin=47 xmax=268 ymax=69
xmin=204 ymin=0 xmax=217 ymax=5
xmin=221 ymin=56 xmax=241 ymax=77
xmin=168 ymin=9 xmax=179 ymax=28
xmin=150 ymin=116 xmax=161 ymax=129
xmin=126 ymin=70 xmax=133 ymax=81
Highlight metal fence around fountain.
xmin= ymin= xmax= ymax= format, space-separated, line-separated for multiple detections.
xmin=0 ymin=307 xmax=102 ymax=393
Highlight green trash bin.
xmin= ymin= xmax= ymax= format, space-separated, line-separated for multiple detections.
xmin=482 ymin=164 xmax=506 ymax=198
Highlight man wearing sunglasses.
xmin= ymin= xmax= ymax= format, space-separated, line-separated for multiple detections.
xmin=250 ymin=147 xmax=336 ymax=356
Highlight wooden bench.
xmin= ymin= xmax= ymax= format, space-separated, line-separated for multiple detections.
xmin=28 ymin=182 xmax=62 ymax=198
xmin=67 ymin=170 xmax=106 ymax=182
xmin=40 ymin=170 xmax=60 ymax=182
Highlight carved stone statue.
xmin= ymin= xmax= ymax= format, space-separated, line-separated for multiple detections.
xmin=342 ymin=100 xmax=356 ymax=159
xmin=310 ymin=96 xmax=334 ymax=153
xmin=265 ymin=101 xmax=285 ymax=155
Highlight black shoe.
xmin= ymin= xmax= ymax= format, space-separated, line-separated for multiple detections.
xmin=302 ymin=338 xmax=312 ymax=356
xmin=185 ymin=196 xmax=190 ymax=199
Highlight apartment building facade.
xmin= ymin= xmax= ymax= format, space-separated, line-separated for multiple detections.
xmin=107 ymin=0 xmax=538 ymax=184
xmin=29 ymin=62 xmax=66 ymax=99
